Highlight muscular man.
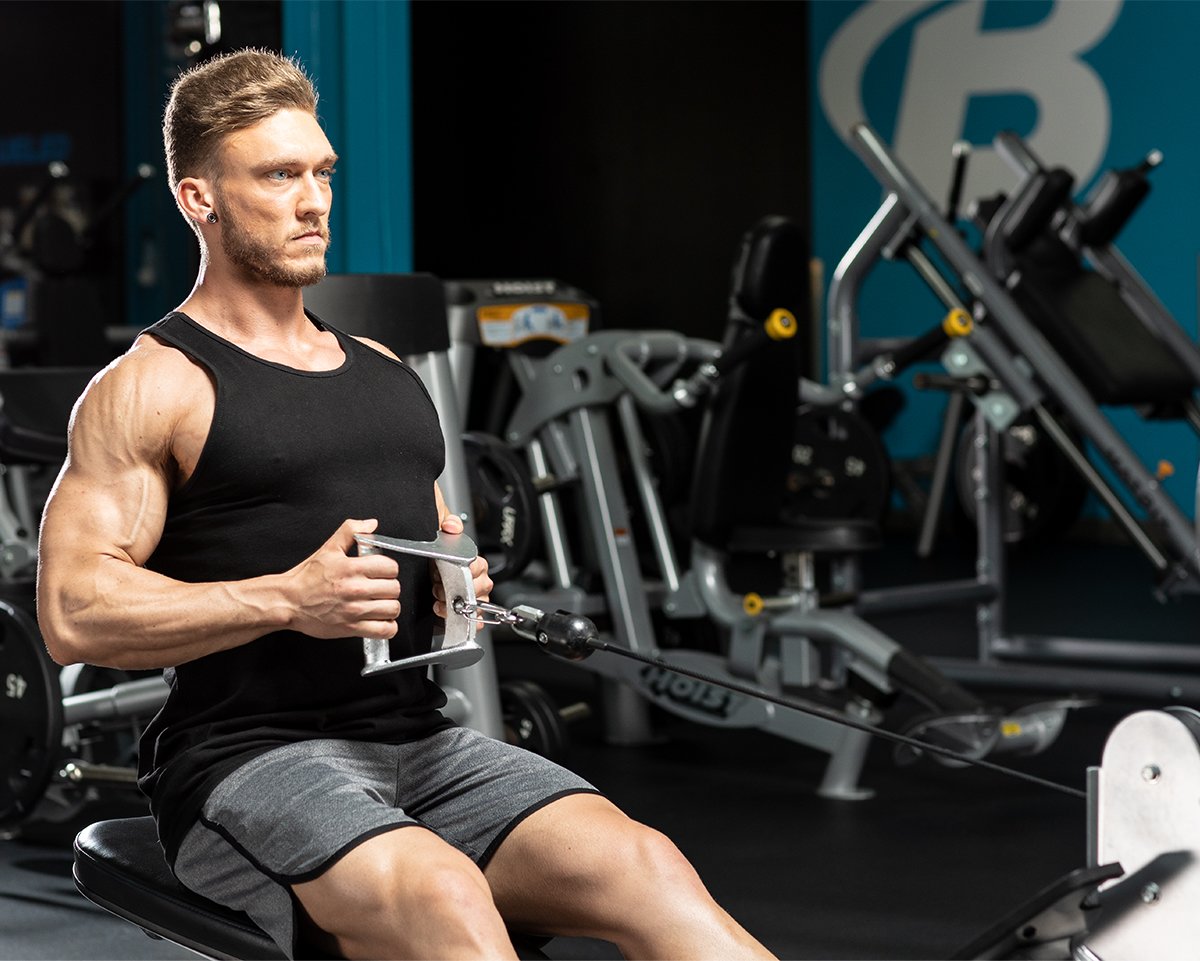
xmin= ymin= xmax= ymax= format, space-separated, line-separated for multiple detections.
xmin=36 ymin=49 xmax=774 ymax=960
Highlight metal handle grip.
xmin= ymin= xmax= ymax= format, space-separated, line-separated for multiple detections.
xmin=354 ymin=531 xmax=486 ymax=675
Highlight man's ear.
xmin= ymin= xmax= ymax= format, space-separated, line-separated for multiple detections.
xmin=177 ymin=177 xmax=215 ymax=224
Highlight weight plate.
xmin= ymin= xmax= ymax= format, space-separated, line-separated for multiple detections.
xmin=0 ymin=602 xmax=62 ymax=830
xmin=954 ymin=415 xmax=1088 ymax=544
xmin=500 ymin=680 xmax=568 ymax=761
xmin=783 ymin=408 xmax=891 ymax=522
xmin=463 ymin=432 xmax=539 ymax=581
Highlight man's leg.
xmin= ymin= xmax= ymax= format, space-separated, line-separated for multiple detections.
xmin=293 ymin=824 xmax=518 ymax=960
xmin=484 ymin=793 xmax=775 ymax=960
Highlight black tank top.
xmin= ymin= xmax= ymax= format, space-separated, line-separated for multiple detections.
xmin=136 ymin=311 xmax=454 ymax=862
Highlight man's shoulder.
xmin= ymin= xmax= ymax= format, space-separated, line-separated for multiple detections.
xmin=82 ymin=334 xmax=211 ymax=415
xmin=348 ymin=333 xmax=401 ymax=362
xmin=63 ymin=335 xmax=211 ymax=467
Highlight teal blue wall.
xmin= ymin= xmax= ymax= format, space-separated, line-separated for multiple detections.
xmin=122 ymin=2 xmax=196 ymax=326
xmin=810 ymin=0 xmax=1199 ymax=519
xmin=122 ymin=0 xmax=415 ymax=322
xmin=283 ymin=0 xmax=414 ymax=275
xmin=122 ymin=0 xmax=417 ymax=321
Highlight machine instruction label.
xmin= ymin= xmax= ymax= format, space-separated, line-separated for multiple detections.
xmin=477 ymin=302 xmax=590 ymax=347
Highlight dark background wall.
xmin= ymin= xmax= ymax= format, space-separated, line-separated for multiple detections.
xmin=0 ymin=1 xmax=125 ymax=342
xmin=0 ymin=1 xmax=811 ymax=354
xmin=0 ymin=0 xmax=286 ymax=357
xmin=410 ymin=1 xmax=811 ymax=341
xmin=0 ymin=2 xmax=123 ymax=206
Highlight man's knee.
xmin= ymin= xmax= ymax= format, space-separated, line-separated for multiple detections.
xmin=299 ymin=835 xmax=504 ymax=950
xmin=599 ymin=821 xmax=707 ymax=897
xmin=406 ymin=859 xmax=498 ymax=922
xmin=358 ymin=847 xmax=496 ymax=923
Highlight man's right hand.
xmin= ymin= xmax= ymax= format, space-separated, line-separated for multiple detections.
xmin=283 ymin=519 xmax=402 ymax=640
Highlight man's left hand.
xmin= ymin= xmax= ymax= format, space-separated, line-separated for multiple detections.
xmin=432 ymin=511 xmax=493 ymax=618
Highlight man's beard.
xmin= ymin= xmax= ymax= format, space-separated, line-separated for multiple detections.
xmin=220 ymin=209 xmax=330 ymax=288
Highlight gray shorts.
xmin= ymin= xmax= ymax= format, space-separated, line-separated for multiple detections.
xmin=172 ymin=726 xmax=598 ymax=957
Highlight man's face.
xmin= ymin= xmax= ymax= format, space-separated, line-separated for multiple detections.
xmin=213 ymin=108 xmax=336 ymax=287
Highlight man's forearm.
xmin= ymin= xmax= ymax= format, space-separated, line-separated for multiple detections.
xmin=39 ymin=556 xmax=292 ymax=670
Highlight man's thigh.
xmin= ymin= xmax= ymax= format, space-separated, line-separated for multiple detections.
xmin=483 ymin=792 xmax=653 ymax=932
xmin=396 ymin=725 xmax=601 ymax=864
xmin=173 ymin=738 xmax=420 ymax=954
xmin=173 ymin=729 xmax=599 ymax=953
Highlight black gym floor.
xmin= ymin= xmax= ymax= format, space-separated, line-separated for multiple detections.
xmin=2 ymin=533 xmax=1196 ymax=960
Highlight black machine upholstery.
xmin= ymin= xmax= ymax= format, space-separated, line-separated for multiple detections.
xmin=1006 ymin=233 xmax=1195 ymax=413
xmin=74 ymin=817 xmax=286 ymax=961
xmin=0 ymin=366 xmax=97 ymax=464
xmin=689 ymin=216 xmax=810 ymax=549
xmin=302 ymin=272 xmax=451 ymax=355
xmin=977 ymin=179 xmax=1197 ymax=416
xmin=689 ymin=216 xmax=881 ymax=557
xmin=74 ymin=817 xmax=553 ymax=960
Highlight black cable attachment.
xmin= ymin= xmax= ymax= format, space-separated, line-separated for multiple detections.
xmin=533 ymin=610 xmax=596 ymax=661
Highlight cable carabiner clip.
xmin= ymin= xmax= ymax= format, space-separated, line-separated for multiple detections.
xmin=452 ymin=598 xmax=518 ymax=626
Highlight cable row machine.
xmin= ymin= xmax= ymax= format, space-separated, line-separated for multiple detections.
xmin=72 ymin=531 xmax=1200 ymax=959
xmin=825 ymin=124 xmax=1200 ymax=701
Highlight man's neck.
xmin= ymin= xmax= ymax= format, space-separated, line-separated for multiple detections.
xmin=178 ymin=265 xmax=311 ymax=344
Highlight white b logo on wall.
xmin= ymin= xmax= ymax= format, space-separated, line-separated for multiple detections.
xmin=820 ymin=0 xmax=1122 ymax=200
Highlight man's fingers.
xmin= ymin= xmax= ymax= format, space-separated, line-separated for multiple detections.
xmin=346 ymin=596 xmax=402 ymax=639
xmin=329 ymin=517 xmax=379 ymax=553
xmin=353 ymin=553 xmax=401 ymax=583
xmin=353 ymin=617 xmax=400 ymax=640
xmin=439 ymin=512 xmax=465 ymax=534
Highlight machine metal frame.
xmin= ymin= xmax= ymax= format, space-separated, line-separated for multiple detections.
xmin=827 ymin=124 xmax=1200 ymax=700
xmin=448 ymin=282 xmax=1069 ymax=800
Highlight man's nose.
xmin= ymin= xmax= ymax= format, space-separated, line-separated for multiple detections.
xmin=298 ymin=172 xmax=330 ymax=218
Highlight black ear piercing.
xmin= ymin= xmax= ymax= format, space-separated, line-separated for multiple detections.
xmin=206 ymin=212 xmax=218 ymax=224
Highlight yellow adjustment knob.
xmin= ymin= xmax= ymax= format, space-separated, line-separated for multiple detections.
xmin=943 ymin=307 xmax=973 ymax=337
xmin=742 ymin=592 xmax=766 ymax=617
xmin=1157 ymin=460 xmax=1175 ymax=480
xmin=764 ymin=308 xmax=798 ymax=341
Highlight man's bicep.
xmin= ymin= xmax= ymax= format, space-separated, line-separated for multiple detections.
xmin=41 ymin=361 xmax=176 ymax=572
xmin=41 ymin=456 xmax=171 ymax=572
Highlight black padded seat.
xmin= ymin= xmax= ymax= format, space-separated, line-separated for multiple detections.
xmin=74 ymin=817 xmax=553 ymax=960
xmin=726 ymin=518 xmax=881 ymax=555
xmin=74 ymin=816 xmax=286 ymax=960
xmin=1004 ymin=234 xmax=1195 ymax=411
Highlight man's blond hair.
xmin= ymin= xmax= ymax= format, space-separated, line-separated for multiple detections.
xmin=163 ymin=48 xmax=318 ymax=198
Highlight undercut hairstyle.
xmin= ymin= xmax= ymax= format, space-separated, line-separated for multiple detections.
xmin=163 ymin=48 xmax=319 ymax=198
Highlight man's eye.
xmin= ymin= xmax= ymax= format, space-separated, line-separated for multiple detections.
xmin=267 ymin=170 xmax=289 ymax=181
xmin=318 ymin=168 xmax=336 ymax=181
